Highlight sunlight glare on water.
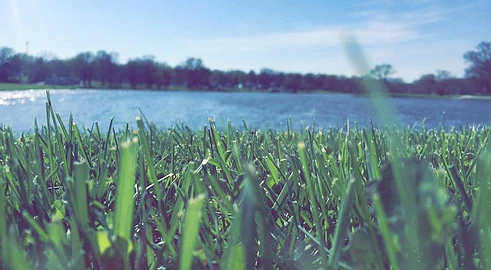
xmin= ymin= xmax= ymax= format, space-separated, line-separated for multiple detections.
xmin=0 ymin=90 xmax=46 ymax=106
xmin=0 ymin=89 xmax=490 ymax=132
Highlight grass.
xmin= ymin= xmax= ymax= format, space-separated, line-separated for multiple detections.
xmin=0 ymin=83 xmax=78 ymax=91
xmin=0 ymin=93 xmax=490 ymax=269
xmin=1 ymin=41 xmax=490 ymax=269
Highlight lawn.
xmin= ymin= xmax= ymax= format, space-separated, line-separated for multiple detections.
xmin=0 ymin=83 xmax=78 ymax=91
xmin=0 ymin=92 xmax=490 ymax=269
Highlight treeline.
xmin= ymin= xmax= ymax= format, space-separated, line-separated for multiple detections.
xmin=0 ymin=41 xmax=490 ymax=95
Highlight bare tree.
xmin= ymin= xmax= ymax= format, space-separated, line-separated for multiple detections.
xmin=370 ymin=64 xmax=395 ymax=81
xmin=464 ymin=41 xmax=491 ymax=94
xmin=435 ymin=70 xmax=453 ymax=81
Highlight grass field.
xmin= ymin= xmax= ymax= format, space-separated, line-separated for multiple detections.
xmin=0 ymin=90 xmax=490 ymax=269
xmin=2 ymin=45 xmax=491 ymax=269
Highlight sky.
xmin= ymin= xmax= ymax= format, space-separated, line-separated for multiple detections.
xmin=1 ymin=0 xmax=490 ymax=82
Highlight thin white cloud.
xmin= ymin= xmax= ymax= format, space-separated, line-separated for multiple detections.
xmin=201 ymin=24 xmax=417 ymax=53
xmin=197 ymin=6 xmax=446 ymax=53
xmin=354 ymin=6 xmax=446 ymax=26
xmin=353 ymin=0 xmax=438 ymax=8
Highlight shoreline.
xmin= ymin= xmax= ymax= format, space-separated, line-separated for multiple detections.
xmin=1 ymin=83 xmax=491 ymax=101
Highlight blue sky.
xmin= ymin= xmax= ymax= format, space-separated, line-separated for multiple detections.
xmin=1 ymin=0 xmax=489 ymax=82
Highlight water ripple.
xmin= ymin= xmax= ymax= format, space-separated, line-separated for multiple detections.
xmin=0 ymin=89 xmax=490 ymax=132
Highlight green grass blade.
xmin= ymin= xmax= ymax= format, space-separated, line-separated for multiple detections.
xmin=373 ymin=193 xmax=400 ymax=270
xmin=327 ymin=178 xmax=356 ymax=269
xmin=179 ymin=193 xmax=206 ymax=270
xmin=114 ymin=137 xmax=138 ymax=241
xmin=73 ymin=161 xmax=90 ymax=229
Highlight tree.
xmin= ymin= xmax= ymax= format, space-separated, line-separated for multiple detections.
xmin=179 ymin=57 xmax=210 ymax=89
xmin=94 ymin=50 xmax=119 ymax=88
xmin=0 ymin=47 xmax=15 ymax=82
xmin=258 ymin=68 xmax=276 ymax=89
xmin=210 ymin=70 xmax=230 ymax=89
xmin=155 ymin=63 xmax=172 ymax=89
xmin=284 ymin=73 xmax=303 ymax=93
xmin=303 ymin=73 xmax=317 ymax=90
xmin=435 ymin=70 xmax=453 ymax=81
xmin=228 ymin=70 xmax=246 ymax=88
xmin=140 ymin=56 xmax=157 ymax=89
xmin=7 ymin=53 xmax=28 ymax=82
xmin=370 ymin=64 xmax=395 ymax=81
xmin=48 ymin=59 xmax=70 ymax=78
xmin=28 ymin=57 xmax=50 ymax=83
xmin=71 ymin=52 xmax=95 ymax=87
xmin=2 ymin=44 xmax=490 ymax=96
xmin=316 ymin=75 xmax=351 ymax=93
xmin=414 ymin=74 xmax=438 ymax=95
xmin=338 ymin=76 xmax=359 ymax=93
xmin=464 ymin=41 xmax=491 ymax=94
xmin=110 ymin=64 xmax=125 ymax=88
xmin=246 ymin=70 xmax=257 ymax=89
xmin=125 ymin=60 xmax=142 ymax=89
xmin=272 ymin=72 xmax=285 ymax=88
xmin=432 ymin=70 xmax=454 ymax=95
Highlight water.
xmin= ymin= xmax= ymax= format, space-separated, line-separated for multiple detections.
xmin=1 ymin=89 xmax=490 ymax=132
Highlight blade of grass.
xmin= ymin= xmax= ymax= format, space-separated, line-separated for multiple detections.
xmin=114 ymin=137 xmax=138 ymax=241
xmin=179 ymin=193 xmax=206 ymax=270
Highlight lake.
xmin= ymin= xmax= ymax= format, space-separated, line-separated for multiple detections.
xmin=1 ymin=89 xmax=490 ymax=132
